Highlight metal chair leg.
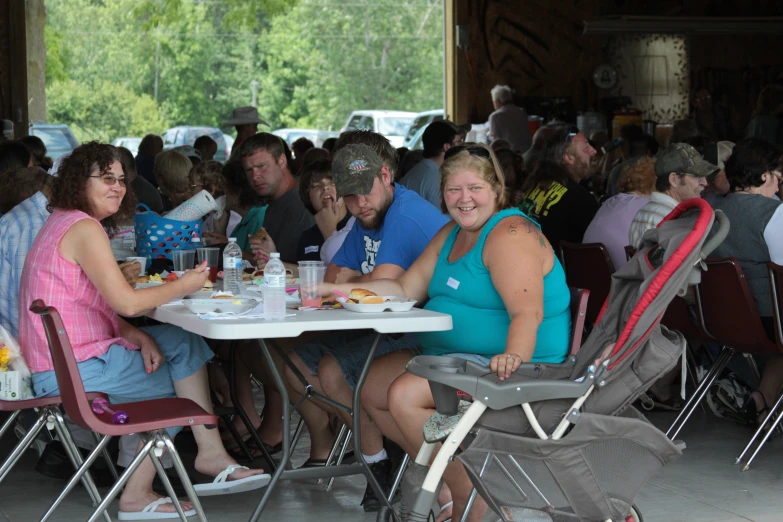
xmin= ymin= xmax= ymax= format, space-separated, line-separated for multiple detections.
xmin=50 ymin=410 xmax=110 ymax=520
xmin=161 ymin=432 xmax=209 ymax=522
xmin=736 ymin=391 xmax=783 ymax=470
xmin=387 ymin=453 xmax=409 ymax=502
xmin=0 ymin=409 xmax=48 ymax=484
xmin=149 ymin=436 xmax=190 ymax=521
xmin=667 ymin=346 xmax=734 ymax=439
xmin=40 ymin=434 xmax=114 ymax=522
xmin=324 ymin=426 xmax=352 ymax=491
xmin=92 ymin=430 xmax=119 ymax=481
xmin=0 ymin=409 xmax=20 ymax=441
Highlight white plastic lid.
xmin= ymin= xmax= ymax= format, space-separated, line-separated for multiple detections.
xmin=228 ymin=237 xmax=237 ymax=242
xmin=192 ymin=237 xmax=201 ymax=243
xmin=270 ymin=252 xmax=280 ymax=259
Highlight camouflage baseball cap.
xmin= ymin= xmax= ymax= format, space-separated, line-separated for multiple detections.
xmin=655 ymin=143 xmax=719 ymax=178
xmin=332 ymin=143 xmax=383 ymax=198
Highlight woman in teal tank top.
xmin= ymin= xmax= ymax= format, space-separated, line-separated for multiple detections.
xmin=319 ymin=145 xmax=571 ymax=522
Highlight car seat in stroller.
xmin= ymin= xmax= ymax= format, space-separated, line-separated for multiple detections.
xmin=390 ymin=199 xmax=729 ymax=522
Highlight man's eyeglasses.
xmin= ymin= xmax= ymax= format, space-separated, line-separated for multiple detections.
xmin=90 ymin=174 xmax=126 ymax=187
xmin=444 ymin=145 xmax=492 ymax=162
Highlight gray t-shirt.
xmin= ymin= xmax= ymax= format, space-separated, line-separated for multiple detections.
xmin=400 ymin=158 xmax=441 ymax=209
xmin=263 ymin=186 xmax=316 ymax=262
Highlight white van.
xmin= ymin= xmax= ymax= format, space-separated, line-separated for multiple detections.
xmin=341 ymin=110 xmax=417 ymax=148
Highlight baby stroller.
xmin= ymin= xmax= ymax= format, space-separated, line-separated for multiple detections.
xmin=389 ymin=198 xmax=729 ymax=522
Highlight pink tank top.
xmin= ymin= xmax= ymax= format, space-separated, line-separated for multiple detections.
xmin=19 ymin=209 xmax=138 ymax=373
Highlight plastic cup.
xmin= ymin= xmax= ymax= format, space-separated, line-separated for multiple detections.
xmin=126 ymin=256 xmax=148 ymax=275
xmin=197 ymin=247 xmax=220 ymax=283
xmin=172 ymin=250 xmax=196 ymax=272
xmin=298 ymin=261 xmax=326 ymax=308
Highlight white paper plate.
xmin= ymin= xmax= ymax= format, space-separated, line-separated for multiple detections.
xmin=186 ymin=290 xmax=215 ymax=299
xmin=337 ymin=296 xmax=416 ymax=313
xmin=136 ymin=281 xmax=165 ymax=288
xmin=183 ymin=298 xmax=259 ymax=314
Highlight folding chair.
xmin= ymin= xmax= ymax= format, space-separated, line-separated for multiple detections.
xmin=568 ymin=287 xmax=589 ymax=356
xmin=30 ymin=300 xmax=218 ymax=522
xmin=560 ymin=242 xmax=615 ymax=326
xmin=666 ymin=259 xmax=783 ymax=454
xmin=735 ymin=262 xmax=783 ymax=469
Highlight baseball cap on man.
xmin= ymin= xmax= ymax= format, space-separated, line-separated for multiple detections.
xmin=332 ymin=143 xmax=384 ymax=198
xmin=654 ymin=143 xmax=719 ymax=178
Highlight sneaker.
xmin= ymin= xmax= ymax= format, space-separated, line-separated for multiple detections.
xmin=361 ymin=459 xmax=393 ymax=512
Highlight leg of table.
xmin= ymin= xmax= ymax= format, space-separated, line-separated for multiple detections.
xmin=353 ymin=333 xmax=398 ymax=519
xmin=229 ymin=341 xmax=276 ymax=471
xmin=248 ymin=338 xmax=294 ymax=522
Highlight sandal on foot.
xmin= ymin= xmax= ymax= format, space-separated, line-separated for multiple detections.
xmin=193 ymin=465 xmax=271 ymax=496
xmin=118 ymin=497 xmax=195 ymax=520
xmin=742 ymin=391 xmax=770 ymax=426
xmin=434 ymin=500 xmax=453 ymax=522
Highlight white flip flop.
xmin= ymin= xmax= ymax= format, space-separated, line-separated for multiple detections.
xmin=432 ymin=500 xmax=453 ymax=522
xmin=193 ymin=464 xmax=271 ymax=497
xmin=118 ymin=497 xmax=196 ymax=520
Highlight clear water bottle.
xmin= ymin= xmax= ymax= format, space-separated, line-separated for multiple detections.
xmin=263 ymin=253 xmax=287 ymax=320
xmin=223 ymin=237 xmax=242 ymax=295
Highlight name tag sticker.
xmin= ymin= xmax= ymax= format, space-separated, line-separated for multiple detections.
xmin=447 ymin=277 xmax=460 ymax=290
xmin=304 ymin=245 xmax=319 ymax=254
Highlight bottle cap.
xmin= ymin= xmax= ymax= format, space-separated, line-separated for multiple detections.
xmin=228 ymin=237 xmax=237 ymax=243
xmin=192 ymin=237 xmax=201 ymax=244
xmin=270 ymin=252 xmax=280 ymax=259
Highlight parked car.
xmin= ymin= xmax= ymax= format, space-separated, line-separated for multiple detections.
xmin=272 ymin=129 xmax=339 ymax=149
xmin=28 ymin=123 xmax=79 ymax=159
xmin=222 ymin=133 xmax=235 ymax=158
xmin=403 ymin=109 xmax=445 ymax=149
xmin=162 ymin=126 xmax=229 ymax=162
xmin=112 ymin=137 xmax=142 ymax=156
xmin=341 ymin=110 xmax=417 ymax=148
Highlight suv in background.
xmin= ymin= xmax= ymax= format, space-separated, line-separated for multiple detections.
xmin=112 ymin=137 xmax=142 ymax=156
xmin=403 ymin=109 xmax=445 ymax=149
xmin=29 ymin=123 xmax=79 ymax=159
xmin=272 ymin=129 xmax=339 ymax=148
xmin=162 ymin=126 xmax=229 ymax=162
xmin=341 ymin=110 xmax=416 ymax=148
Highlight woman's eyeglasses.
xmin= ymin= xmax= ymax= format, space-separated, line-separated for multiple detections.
xmin=90 ymin=174 xmax=127 ymax=187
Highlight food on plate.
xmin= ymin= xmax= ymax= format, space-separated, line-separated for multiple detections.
xmin=232 ymin=299 xmax=243 ymax=305
xmin=211 ymin=291 xmax=235 ymax=299
xmin=137 ymin=275 xmax=150 ymax=284
xmin=251 ymin=228 xmax=268 ymax=242
xmin=202 ymin=280 xmax=213 ymax=291
xmin=165 ymin=272 xmax=179 ymax=282
xmin=321 ymin=299 xmax=342 ymax=308
xmin=149 ymin=274 xmax=163 ymax=283
xmin=348 ymin=288 xmax=384 ymax=305
xmin=242 ymin=272 xmax=254 ymax=281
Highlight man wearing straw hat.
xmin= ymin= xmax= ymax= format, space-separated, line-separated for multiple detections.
xmin=222 ymin=106 xmax=271 ymax=154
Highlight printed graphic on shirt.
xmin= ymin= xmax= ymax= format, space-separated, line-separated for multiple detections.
xmin=447 ymin=277 xmax=460 ymax=290
xmin=361 ymin=236 xmax=382 ymax=274
xmin=304 ymin=245 xmax=319 ymax=255
xmin=519 ymin=181 xmax=568 ymax=219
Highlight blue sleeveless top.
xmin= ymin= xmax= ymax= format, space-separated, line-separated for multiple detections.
xmin=418 ymin=208 xmax=571 ymax=363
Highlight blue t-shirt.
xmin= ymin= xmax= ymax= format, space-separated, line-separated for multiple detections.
xmin=332 ymin=184 xmax=451 ymax=273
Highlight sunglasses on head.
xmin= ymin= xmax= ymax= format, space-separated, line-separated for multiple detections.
xmin=565 ymin=126 xmax=579 ymax=142
xmin=444 ymin=145 xmax=492 ymax=162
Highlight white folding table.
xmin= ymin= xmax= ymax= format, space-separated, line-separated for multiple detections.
xmin=149 ymin=305 xmax=452 ymax=522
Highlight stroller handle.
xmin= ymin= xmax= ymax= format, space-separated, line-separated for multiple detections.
xmin=700 ymin=209 xmax=729 ymax=260
xmin=406 ymin=356 xmax=596 ymax=412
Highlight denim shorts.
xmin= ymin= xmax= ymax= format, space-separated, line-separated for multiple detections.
xmin=294 ymin=330 xmax=421 ymax=389
xmin=32 ymin=324 xmax=214 ymax=436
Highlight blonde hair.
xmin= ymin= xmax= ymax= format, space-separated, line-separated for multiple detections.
xmin=617 ymin=156 xmax=656 ymax=195
xmin=154 ymin=149 xmax=192 ymax=202
xmin=439 ymin=144 xmax=508 ymax=213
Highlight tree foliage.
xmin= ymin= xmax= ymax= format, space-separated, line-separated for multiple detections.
xmin=45 ymin=0 xmax=443 ymax=142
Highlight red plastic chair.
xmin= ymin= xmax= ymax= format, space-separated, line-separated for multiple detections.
xmin=667 ymin=259 xmax=783 ymax=446
xmin=560 ymin=242 xmax=615 ymax=326
xmin=30 ymin=300 xmax=218 ymax=522
xmin=568 ymin=287 xmax=589 ymax=356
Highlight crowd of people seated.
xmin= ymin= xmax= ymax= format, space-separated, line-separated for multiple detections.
xmin=0 ymin=80 xmax=782 ymax=521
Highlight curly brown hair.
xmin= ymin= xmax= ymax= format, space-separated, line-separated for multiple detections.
xmin=189 ymin=160 xmax=225 ymax=198
xmin=49 ymin=142 xmax=136 ymax=234
xmin=617 ymin=156 xmax=657 ymax=195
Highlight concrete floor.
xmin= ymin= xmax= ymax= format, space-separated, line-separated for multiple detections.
xmin=1 ymin=409 xmax=782 ymax=522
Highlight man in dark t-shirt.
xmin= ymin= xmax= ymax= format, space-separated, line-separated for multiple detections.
xmin=241 ymin=133 xmax=316 ymax=265
xmin=295 ymin=158 xmax=352 ymax=262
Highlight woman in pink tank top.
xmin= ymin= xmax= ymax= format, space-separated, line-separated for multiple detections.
xmin=18 ymin=143 xmax=268 ymax=519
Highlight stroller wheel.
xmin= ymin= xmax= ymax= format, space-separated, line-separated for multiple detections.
xmin=625 ymin=505 xmax=644 ymax=522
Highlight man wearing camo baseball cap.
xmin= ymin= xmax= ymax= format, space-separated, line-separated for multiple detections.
xmin=628 ymin=142 xmax=718 ymax=248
